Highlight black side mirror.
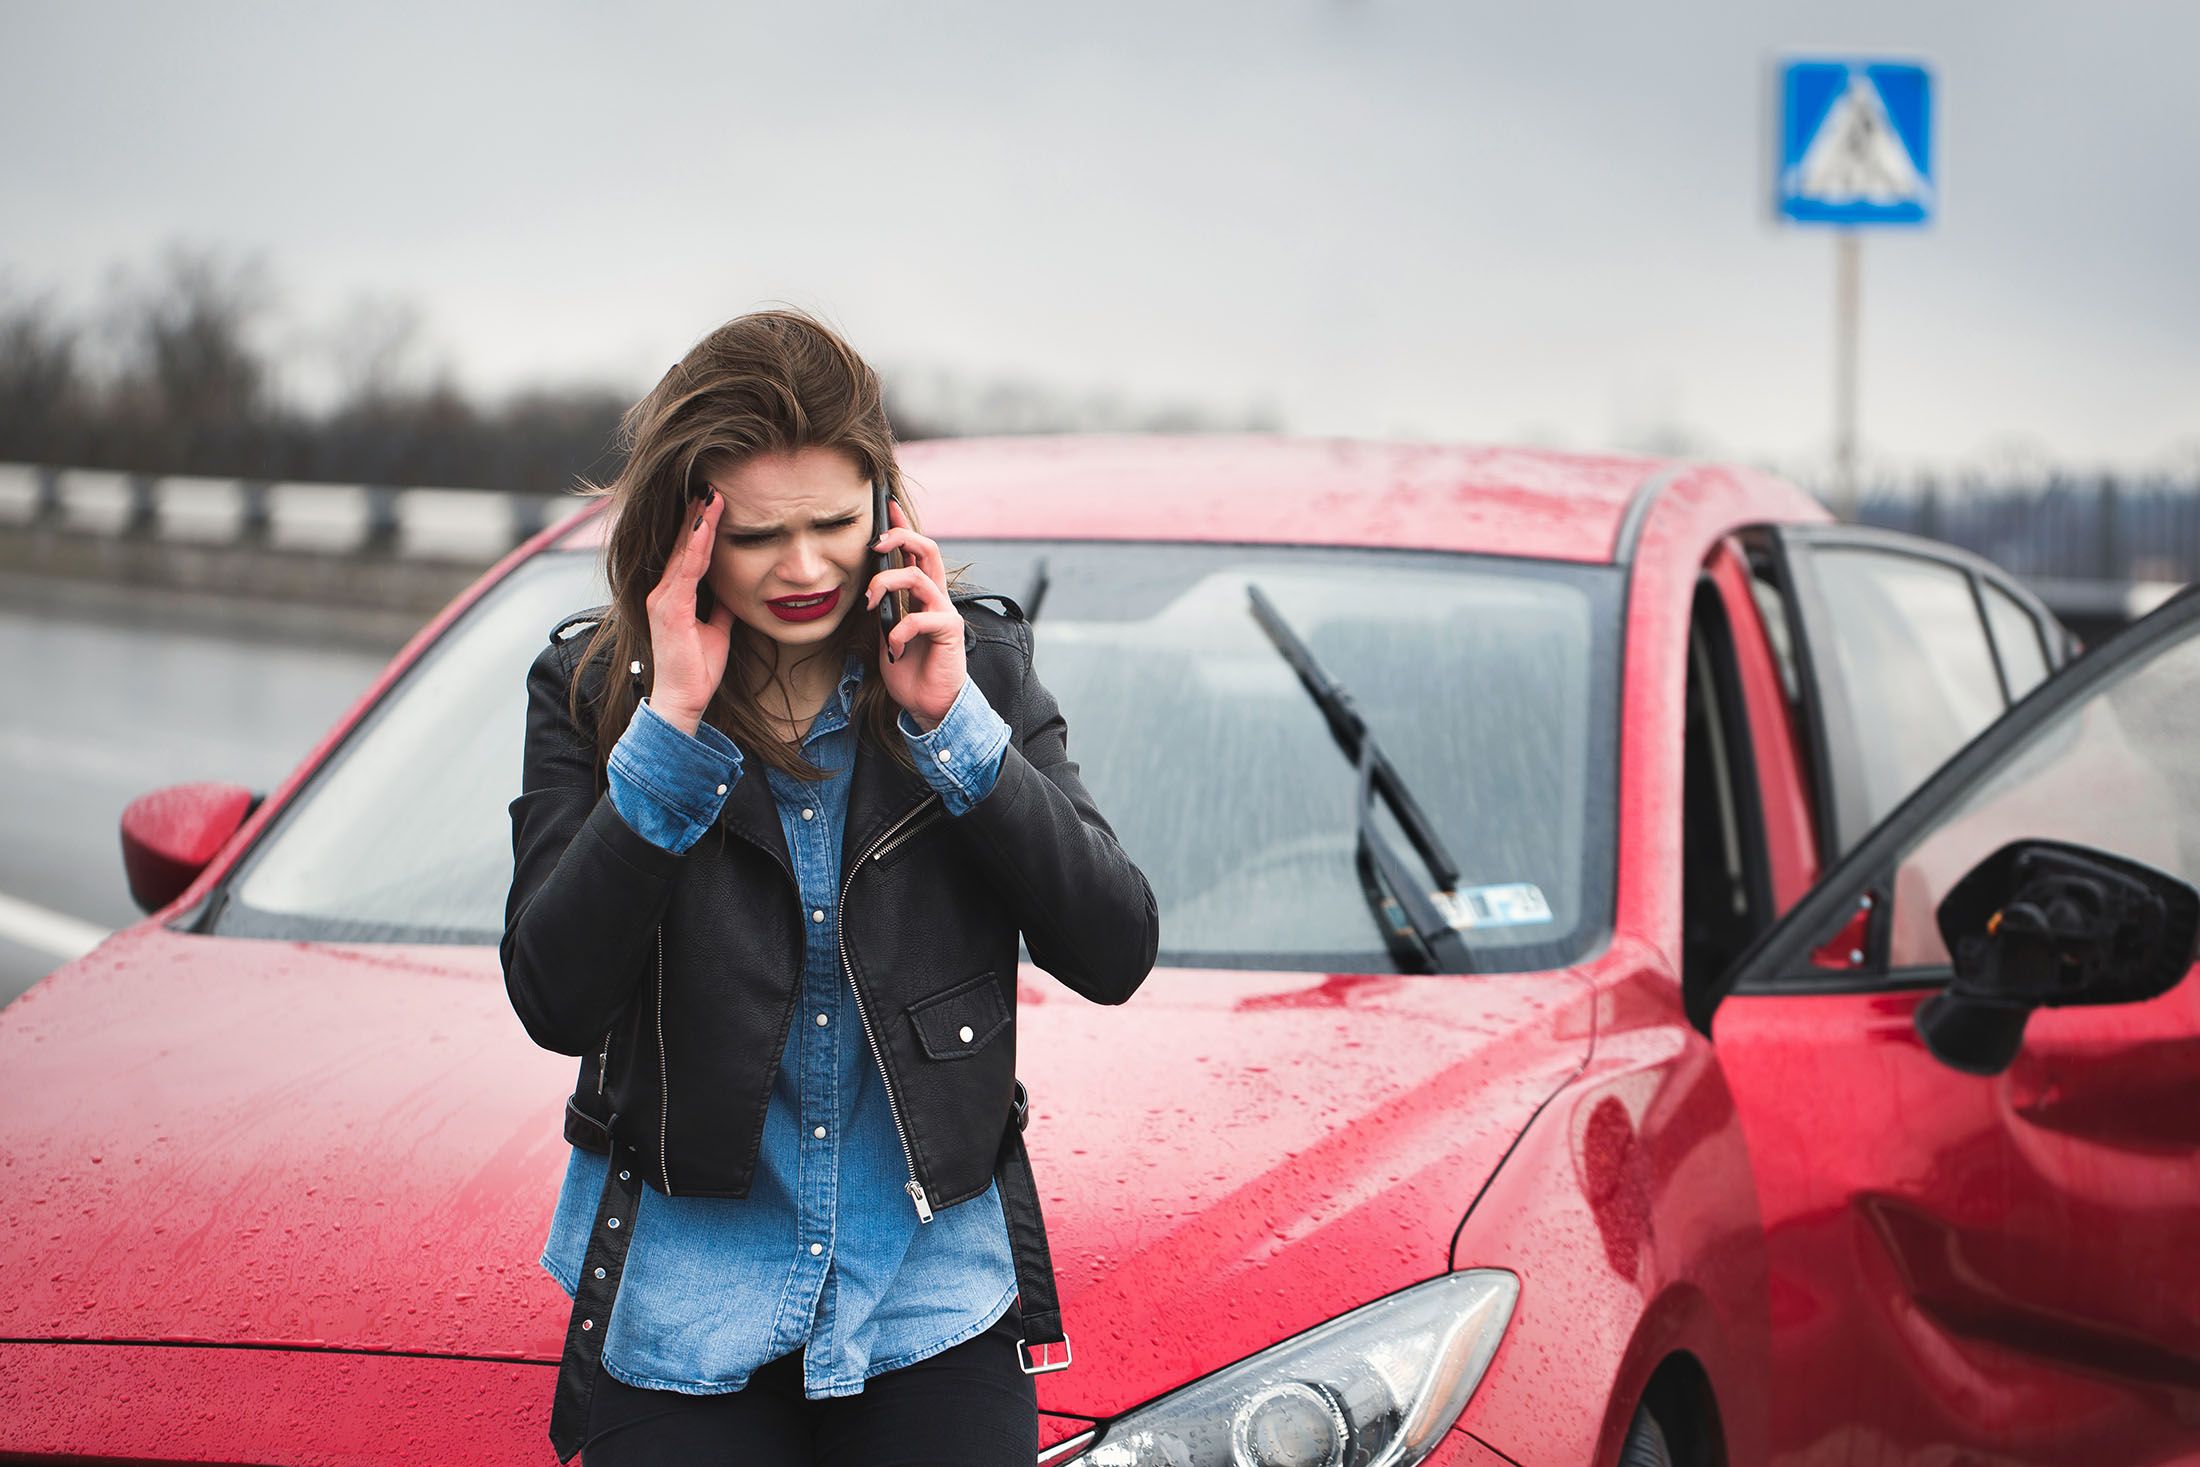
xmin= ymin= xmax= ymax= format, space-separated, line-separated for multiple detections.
xmin=1917 ymin=839 xmax=2200 ymax=1075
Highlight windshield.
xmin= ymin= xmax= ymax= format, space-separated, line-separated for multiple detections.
xmin=207 ymin=541 xmax=1622 ymax=974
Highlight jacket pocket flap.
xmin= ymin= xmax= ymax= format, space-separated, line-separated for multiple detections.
xmin=906 ymin=972 xmax=1009 ymax=1060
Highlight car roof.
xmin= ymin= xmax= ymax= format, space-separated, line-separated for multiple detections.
xmin=554 ymin=434 xmax=1682 ymax=564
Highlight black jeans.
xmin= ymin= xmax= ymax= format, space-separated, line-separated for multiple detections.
xmin=579 ymin=1302 xmax=1039 ymax=1466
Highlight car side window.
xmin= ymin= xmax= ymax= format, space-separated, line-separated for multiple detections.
xmin=1885 ymin=630 xmax=2200 ymax=969
xmin=1806 ymin=548 xmax=2007 ymax=838
xmin=1981 ymin=580 xmax=2051 ymax=702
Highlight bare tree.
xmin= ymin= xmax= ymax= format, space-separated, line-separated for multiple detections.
xmin=0 ymin=281 xmax=86 ymax=460
xmin=103 ymin=244 xmax=275 ymax=427
xmin=320 ymin=292 xmax=426 ymax=411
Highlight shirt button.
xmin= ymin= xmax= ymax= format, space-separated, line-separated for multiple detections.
xmin=816 ymin=1012 xmax=829 ymax=1026
xmin=937 ymin=749 xmax=953 ymax=764
xmin=813 ymin=1125 xmax=827 ymax=1139
xmin=715 ymin=783 xmax=728 ymax=796
xmin=812 ymin=908 xmax=826 ymax=923
xmin=810 ymin=1242 xmax=824 ymax=1256
xmin=959 ymin=1025 xmax=974 ymax=1043
xmin=801 ymin=807 xmax=815 ymax=821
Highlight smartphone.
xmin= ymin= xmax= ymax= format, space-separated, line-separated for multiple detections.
xmin=871 ymin=479 xmax=902 ymax=661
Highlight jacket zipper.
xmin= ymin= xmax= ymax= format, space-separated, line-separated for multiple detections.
xmin=870 ymin=801 xmax=946 ymax=865
xmin=840 ymin=793 xmax=943 ymax=1223
xmin=597 ymin=1028 xmax=611 ymax=1093
xmin=655 ymin=922 xmax=672 ymax=1195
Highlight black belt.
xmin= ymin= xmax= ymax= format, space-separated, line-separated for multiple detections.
xmin=547 ymin=1082 xmax=1067 ymax=1463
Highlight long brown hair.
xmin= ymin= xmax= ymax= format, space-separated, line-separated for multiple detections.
xmin=562 ymin=308 xmax=928 ymax=785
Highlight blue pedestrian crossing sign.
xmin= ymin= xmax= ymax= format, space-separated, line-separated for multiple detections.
xmin=1777 ymin=58 xmax=1934 ymax=226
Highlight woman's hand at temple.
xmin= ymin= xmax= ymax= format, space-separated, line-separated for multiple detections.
xmin=643 ymin=488 xmax=736 ymax=735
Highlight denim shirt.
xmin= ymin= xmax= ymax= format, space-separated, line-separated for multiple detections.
xmin=538 ymin=652 xmax=1019 ymax=1397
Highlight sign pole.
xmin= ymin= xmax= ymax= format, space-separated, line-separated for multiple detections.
xmin=1834 ymin=230 xmax=1861 ymax=519
xmin=1774 ymin=56 xmax=1931 ymax=520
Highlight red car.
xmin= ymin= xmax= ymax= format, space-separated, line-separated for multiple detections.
xmin=4 ymin=437 xmax=2195 ymax=1466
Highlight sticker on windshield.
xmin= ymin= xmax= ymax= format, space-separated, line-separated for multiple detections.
xmin=1432 ymin=883 xmax=1554 ymax=931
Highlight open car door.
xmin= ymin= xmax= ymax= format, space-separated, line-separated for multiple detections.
xmin=1703 ymin=581 xmax=2200 ymax=1465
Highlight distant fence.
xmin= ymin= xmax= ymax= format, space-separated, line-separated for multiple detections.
xmin=1852 ymin=475 xmax=2200 ymax=585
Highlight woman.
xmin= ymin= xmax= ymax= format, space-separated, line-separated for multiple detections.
xmin=500 ymin=309 xmax=1159 ymax=1465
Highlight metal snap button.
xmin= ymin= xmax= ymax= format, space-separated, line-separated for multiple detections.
xmin=810 ymin=1242 xmax=823 ymax=1256
xmin=582 ymin=1318 xmax=594 ymax=1331
xmin=959 ymin=1025 xmax=974 ymax=1042
xmin=715 ymin=783 xmax=728 ymax=796
xmin=802 ymin=807 xmax=815 ymax=820
xmin=594 ymin=1267 xmax=606 ymax=1279
xmin=816 ymin=1013 xmax=829 ymax=1026
xmin=813 ymin=1125 xmax=827 ymax=1139
xmin=607 ymin=1217 xmax=620 ymax=1229
xmin=812 ymin=909 xmax=826 ymax=923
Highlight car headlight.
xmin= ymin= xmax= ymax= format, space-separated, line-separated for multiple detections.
xmin=1074 ymin=1269 xmax=1518 ymax=1467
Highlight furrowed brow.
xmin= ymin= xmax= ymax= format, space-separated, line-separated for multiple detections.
xmin=724 ymin=508 xmax=861 ymax=535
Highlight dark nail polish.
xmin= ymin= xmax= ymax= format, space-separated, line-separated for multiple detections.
xmin=692 ymin=513 xmax=704 ymax=530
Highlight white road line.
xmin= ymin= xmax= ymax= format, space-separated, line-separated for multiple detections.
xmin=0 ymin=889 xmax=112 ymax=961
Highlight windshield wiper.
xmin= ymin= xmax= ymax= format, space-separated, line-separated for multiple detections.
xmin=1245 ymin=583 xmax=1474 ymax=974
xmin=1020 ymin=557 xmax=1050 ymax=623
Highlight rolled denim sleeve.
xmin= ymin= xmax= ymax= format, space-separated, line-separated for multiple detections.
xmin=897 ymin=675 xmax=1011 ymax=816
xmin=606 ymin=697 xmax=746 ymax=854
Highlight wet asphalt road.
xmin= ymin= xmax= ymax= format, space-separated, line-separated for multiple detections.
xmin=0 ymin=577 xmax=409 ymax=1007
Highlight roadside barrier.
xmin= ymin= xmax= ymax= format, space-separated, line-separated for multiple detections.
xmin=0 ymin=461 xmax=2178 ymax=640
xmin=0 ymin=462 xmax=564 ymax=562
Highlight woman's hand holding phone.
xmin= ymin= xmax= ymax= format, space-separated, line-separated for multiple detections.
xmin=644 ymin=488 xmax=736 ymax=736
xmin=867 ymin=497 xmax=965 ymax=731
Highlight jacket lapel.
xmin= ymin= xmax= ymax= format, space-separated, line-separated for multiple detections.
xmin=716 ymin=729 xmax=929 ymax=889
xmin=717 ymin=748 xmax=795 ymax=883
xmin=842 ymin=735 xmax=935 ymax=886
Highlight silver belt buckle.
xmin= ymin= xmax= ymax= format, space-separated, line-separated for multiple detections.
xmin=1017 ymin=1335 xmax=1072 ymax=1374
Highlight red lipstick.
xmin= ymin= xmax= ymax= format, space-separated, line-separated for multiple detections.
xmin=764 ymin=587 xmax=841 ymax=623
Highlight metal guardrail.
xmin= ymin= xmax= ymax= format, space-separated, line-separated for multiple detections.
xmin=0 ymin=462 xmax=568 ymax=563
xmin=0 ymin=461 xmax=582 ymax=624
xmin=0 ymin=460 xmax=2185 ymax=641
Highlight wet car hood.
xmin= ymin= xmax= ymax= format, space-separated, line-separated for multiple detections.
xmin=0 ymin=925 xmax=1595 ymax=1419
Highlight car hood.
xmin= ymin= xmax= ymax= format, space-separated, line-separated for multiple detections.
xmin=0 ymin=925 xmax=1595 ymax=1418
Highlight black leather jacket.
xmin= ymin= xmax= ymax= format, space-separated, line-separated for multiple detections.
xmin=500 ymin=591 xmax=1159 ymax=1217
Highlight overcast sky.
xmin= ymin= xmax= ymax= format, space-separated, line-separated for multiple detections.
xmin=3 ymin=0 xmax=2195 ymax=477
